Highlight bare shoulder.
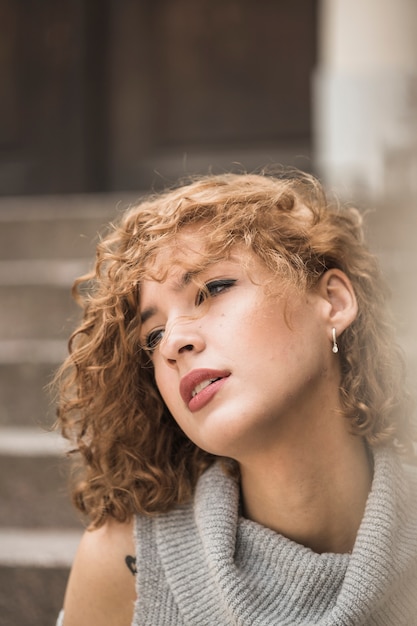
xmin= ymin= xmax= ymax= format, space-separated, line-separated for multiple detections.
xmin=62 ymin=517 xmax=137 ymax=626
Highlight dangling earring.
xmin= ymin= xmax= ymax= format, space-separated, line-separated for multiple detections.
xmin=332 ymin=327 xmax=339 ymax=354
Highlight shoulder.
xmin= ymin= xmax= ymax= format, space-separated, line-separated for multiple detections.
xmin=62 ymin=517 xmax=137 ymax=626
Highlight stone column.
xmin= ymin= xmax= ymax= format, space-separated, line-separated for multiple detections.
xmin=314 ymin=0 xmax=417 ymax=201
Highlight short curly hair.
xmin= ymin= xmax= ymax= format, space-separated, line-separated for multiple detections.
xmin=55 ymin=170 xmax=415 ymax=528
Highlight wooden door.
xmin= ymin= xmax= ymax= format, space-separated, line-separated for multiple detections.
xmin=0 ymin=0 xmax=317 ymax=195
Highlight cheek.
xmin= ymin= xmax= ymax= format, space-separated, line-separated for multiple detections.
xmin=153 ymin=364 xmax=174 ymax=405
xmin=154 ymin=368 xmax=187 ymax=421
xmin=245 ymin=306 xmax=292 ymax=349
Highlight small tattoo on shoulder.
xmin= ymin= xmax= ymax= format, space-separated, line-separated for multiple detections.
xmin=125 ymin=554 xmax=137 ymax=575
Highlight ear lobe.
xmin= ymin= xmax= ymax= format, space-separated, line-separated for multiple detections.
xmin=317 ymin=269 xmax=358 ymax=332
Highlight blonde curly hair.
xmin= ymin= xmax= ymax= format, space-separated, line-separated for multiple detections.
xmin=55 ymin=170 xmax=415 ymax=528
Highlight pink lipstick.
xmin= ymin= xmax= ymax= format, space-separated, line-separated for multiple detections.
xmin=180 ymin=369 xmax=230 ymax=412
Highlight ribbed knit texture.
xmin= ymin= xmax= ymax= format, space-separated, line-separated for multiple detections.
xmin=133 ymin=447 xmax=417 ymax=625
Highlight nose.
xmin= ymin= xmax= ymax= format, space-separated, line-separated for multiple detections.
xmin=159 ymin=317 xmax=205 ymax=365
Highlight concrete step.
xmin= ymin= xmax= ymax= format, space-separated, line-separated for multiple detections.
xmin=0 ymin=361 xmax=60 ymax=428
xmin=0 ymin=193 xmax=134 ymax=261
xmin=0 ymin=528 xmax=81 ymax=568
xmin=0 ymin=428 xmax=68 ymax=457
xmin=0 ymin=258 xmax=91 ymax=287
xmin=0 ymin=195 xmax=130 ymax=626
xmin=0 ymin=450 xmax=83 ymax=529
xmin=0 ymin=213 xmax=107 ymax=261
xmin=0 ymin=422 xmax=82 ymax=624
xmin=0 ymin=565 xmax=69 ymax=626
xmin=0 ymin=285 xmax=80 ymax=340
xmin=0 ymin=340 xmax=66 ymax=364
xmin=0 ymin=529 xmax=78 ymax=623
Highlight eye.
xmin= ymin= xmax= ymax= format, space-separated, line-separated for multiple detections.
xmin=196 ymin=279 xmax=236 ymax=306
xmin=144 ymin=328 xmax=165 ymax=353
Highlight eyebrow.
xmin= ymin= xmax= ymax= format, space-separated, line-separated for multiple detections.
xmin=140 ymin=306 xmax=157 ymax=325
xmin=139 ymin=270 xmax=200 ymax=325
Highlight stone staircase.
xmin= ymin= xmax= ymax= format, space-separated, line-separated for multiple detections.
xmin=0 ymin=194 xmax=133 ymax=626
xmin=0 ymin=190 xmax=415 ymax=626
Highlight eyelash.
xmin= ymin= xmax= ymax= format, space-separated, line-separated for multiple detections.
xmin=143 ymin=279 xmax=236 ymax=353
xmin=144 ymin=328 xmax=166 ymax=353
xmin=195 ymin=278 xmax=236 ymax=305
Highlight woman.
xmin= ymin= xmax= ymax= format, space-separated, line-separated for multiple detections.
xmin=56 ymin=171 xmax=417 ymax=625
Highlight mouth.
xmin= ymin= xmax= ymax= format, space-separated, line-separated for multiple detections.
xmin=191 ymin=377 xmax=222 ymax=398
xmin=180 ymin=369 xmax=230 ymax=406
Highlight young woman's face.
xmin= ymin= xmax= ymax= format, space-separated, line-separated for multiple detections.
xmin=139 ymin=231 xmax=338 ymax=462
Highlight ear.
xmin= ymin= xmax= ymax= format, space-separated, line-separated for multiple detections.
xmin=316 ymin=269 xmax=358 ymax=336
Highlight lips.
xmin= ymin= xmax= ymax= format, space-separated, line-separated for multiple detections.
xmin=180 ymin=369 xmax=230 ymax=407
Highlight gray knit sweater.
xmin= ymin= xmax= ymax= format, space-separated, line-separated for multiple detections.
xmin=133 ymin=447 xmax=417 ymax=625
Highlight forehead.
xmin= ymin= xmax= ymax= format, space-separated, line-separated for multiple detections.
xmin=154 ymin=229 xmax=206 ymax=266
xmin=139 ymin=228 xmax=270 ymax=298
xmin=143 ymin=226 xmax=237 ymax=281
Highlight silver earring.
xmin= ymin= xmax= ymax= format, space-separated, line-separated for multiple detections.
xmin=332 ymin=327 xmax=339 ymax=354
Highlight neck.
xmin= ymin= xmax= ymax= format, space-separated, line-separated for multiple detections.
xmin=239 ymin=426 xmax=373 ymax=554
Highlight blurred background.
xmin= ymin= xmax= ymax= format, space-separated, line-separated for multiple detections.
xmin=0 ymin=1 xmax=416 ymax=624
